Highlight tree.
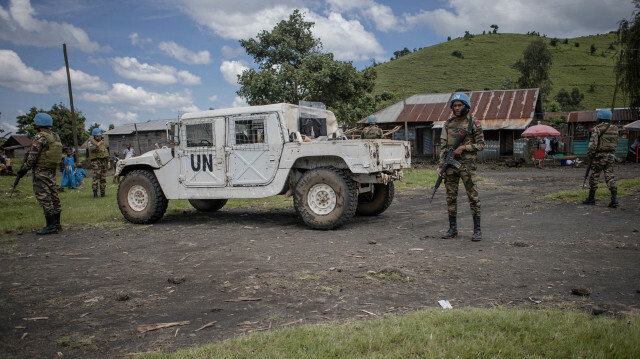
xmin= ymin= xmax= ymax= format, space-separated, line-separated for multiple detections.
xmin=16 ymin=103 xmax=89 ymax=147
xmin=490 ymin=24 xmax=499 ymax=34
xmin=554 ymin=88 xmax=584 ymax=111
xmin=236 ymin=10 xmax=376 ymax=125
xmin=515 ymin=38 xmax=553 ymax=98
xmin=393 ymin=47 xmax=411 ymax=59
xmin=109 ymin=124 xmax=115 ymax=130
xmin=615 ymin=0 xmax=640 ymax=115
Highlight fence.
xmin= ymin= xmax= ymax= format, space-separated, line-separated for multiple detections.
xmin=477 ymin=140 xmax=500 ymax=161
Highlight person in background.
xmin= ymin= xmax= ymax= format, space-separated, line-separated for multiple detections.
xmin=87 ymin=128 xmax=110 ymax=198
xmin=16 ymin=113 xmax=63 ymax=234
xmin=75 ymin=163 xmax=87 ymax=190
xmin=112 ymin=152 xmax=121 ymax=186
xmin=60 ymin=150 xmax=77 ymax=189
xmin=361 ymin=116 xmax=384 ymax=139
xmin=123 ymin=143 xmax=135 ymax=159
xmin=582 ymin=109 xmax=619 ymax=208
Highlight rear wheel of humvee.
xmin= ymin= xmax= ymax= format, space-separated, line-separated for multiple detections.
xmin=117 ymin=169 xmax=168 ymax=224
xmin=355 ymin=182 xmax=394 ymax=216
xmin=188 ymin=199 xmax=228 ymax=212
xmin=293 ymin=167 xmax=357 ymax=230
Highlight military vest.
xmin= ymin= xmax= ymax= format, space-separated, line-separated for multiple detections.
xmin=35 ymin=131 xmax=62 ymax=169
xmin=88 ymin=137 xmax=109 ymax=159
xmin=596 ymin=123 xmax=618 ymax=152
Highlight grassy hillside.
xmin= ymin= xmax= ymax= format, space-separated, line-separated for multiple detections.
xmin=374 ymin=32 xmax=620 ymax=111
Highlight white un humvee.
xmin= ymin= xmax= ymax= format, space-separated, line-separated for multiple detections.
xmin=115 ymin=103 xmax=411 ymax=229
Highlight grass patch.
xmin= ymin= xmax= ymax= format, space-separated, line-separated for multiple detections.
xmin=56 ymin=335 xmax=93 ymax=348
xmin=136 ymin=308 xmax=639 ymax=358
xmin=544 ymin=178 xmax=639 ymax=201
xmin=0 ymin=175 xmax=293 ymax=233
xmin=396 ymin=168 xmax=438 ymax=190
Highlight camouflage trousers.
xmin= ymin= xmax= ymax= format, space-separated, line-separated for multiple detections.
xmin=589 ymin=152 xmax=616 ymax=191
xmin=444 ymin=163 xmax=480 ymax=217
xmin=32 ymin=167 xmax=61 ymax=216
xmin=91 ymin=158 xmax=108 ymax=193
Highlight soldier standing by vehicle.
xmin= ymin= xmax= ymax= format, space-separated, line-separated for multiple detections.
xmin=361 ymin=115 xmax=384 ymax=139
xmin=437 ymin=93 xmax=485 ymax=241
xmin=87 ymin=128 xmax=110 ymax=198
xmin=582 ymin=109 xmax=619 ymax=208
xmin=16 ymin=113 xmax=63 ymax=234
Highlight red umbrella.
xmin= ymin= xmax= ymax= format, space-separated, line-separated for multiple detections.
xmin=521 ymin=124 xmax=561 ymax=137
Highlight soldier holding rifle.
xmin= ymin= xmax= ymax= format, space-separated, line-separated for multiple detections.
xmin=437 ymin=93 xmax=485 ymax=241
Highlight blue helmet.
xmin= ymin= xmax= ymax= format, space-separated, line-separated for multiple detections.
xmin=92 ymin=128 xmax=103 ymax=136
xmin=33 ymin=113 xmax=53 ymax=127
xmin=450 ymin=92 xmax=471 ymax=116
xmin=597 ymin=109 xmax=612 ymax=121
xmin=367 ymin=115 xmax=377 ymax=124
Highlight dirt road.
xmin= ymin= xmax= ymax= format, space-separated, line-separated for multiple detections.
xmin=1 ymin=164 xmax=639 ymax=358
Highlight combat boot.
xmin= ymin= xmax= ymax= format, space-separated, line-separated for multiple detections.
xmin=94 ymin=190 xmax=98 ymax=199
xmin=582 ymin=189 xmax=596 ymax=205
xmin=101 ymin=191 xmax=105 ymax=197
xmin=471 ymin=215 xmax=482 ymax=241
xmin=54 ymin=212 xmax=62 ymax=231
xmin=608 ymin=189 xmax=618 ymax=208
xmin=36 ymin=215 xmax=58 ymax=235
xmin=442 ymin=215 xmax=458 ymax=239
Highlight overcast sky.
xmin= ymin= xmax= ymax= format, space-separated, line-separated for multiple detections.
xmin=0 ymin=0 xmax=636 ymax=134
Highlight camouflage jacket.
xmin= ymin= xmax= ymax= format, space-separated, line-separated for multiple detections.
xmin=439 ymin=116 xmax=485 ymax=166
xmin=587 ymin=122 xmax=618 ymax=158
xmin=22 ymin=129 xmax=62 ymax=171
xmin=362 ymin=126 xmax=383 ymax=139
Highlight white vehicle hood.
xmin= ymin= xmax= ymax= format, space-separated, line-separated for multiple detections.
xmin=115 ymin=147 xmax=173 ymax=176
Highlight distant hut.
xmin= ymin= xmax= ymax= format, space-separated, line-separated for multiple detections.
xmin=361 ymin=89 xmax=543 ymax=160
xmin=105 ymin=119 xmax=172 ymax=157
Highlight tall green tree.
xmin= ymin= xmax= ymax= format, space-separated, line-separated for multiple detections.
xmin=554 ymin=88 xmax=584 ymax=111
xmin=615 ymin=0 xmax=640 ymax=115
xmin=16 ymin=103 xmax=89 ymax=147
xmin=236 ymin=10 xmax=376 ymax=125
xmin=515 ymin=38 xmax=553 ymax=99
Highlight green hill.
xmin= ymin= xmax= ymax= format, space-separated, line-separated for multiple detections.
xmin=373 ymin=32 xmax=620 ymax=111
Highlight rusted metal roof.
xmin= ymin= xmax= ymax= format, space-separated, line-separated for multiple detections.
xmin=365 ymin=89 xmax=541 ymax=130
xmin=568 ymin=108 xmax=637 ymax=123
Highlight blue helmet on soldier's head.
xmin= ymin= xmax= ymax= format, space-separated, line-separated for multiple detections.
xmin=33 ymin=113 xmax=53 ymax=127
xmin=597 ymin=109 xmax=612 ymax=122
xmin=367 ymin=115 xmax=377 ymax=124
xmin=92 ymin=128 xmax=103 ymax=136
xmin=450 ymin=92 xmax=471 ymax=116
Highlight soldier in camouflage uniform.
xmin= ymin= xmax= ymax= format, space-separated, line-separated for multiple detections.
xmin=87 ymin=128 xmax=110 ymax=198
xmin=361 ymin=115 xmax=384 ymax=139
xmin=16 ymin=113 xmax=63 ymax=235
xmin=582 ymin=109 xmax=619 ymax=208
xmin=437 ymin=93 xmax=485 ymax=241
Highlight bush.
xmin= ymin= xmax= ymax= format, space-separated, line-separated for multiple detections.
xmin=451 ymin=50 xmax=464 ymax=59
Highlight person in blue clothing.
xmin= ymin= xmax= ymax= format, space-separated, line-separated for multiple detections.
xmin=75 ymin=163 xmax=88 ymax=190
xmin=60 ymin=150 xmax=77 ymax=189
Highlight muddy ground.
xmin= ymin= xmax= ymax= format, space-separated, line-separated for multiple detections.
xmin=1 ymin=163 xmax=639 ymax=358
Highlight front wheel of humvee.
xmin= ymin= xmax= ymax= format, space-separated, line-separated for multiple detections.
xmin=355 ymin=182 xmax=394 ymax=216
xmin=188 ymin=199 xmax=228 ymax=212
xmin=293 ymin=167 xmax=357 ymax=230
xmin=117 ymin=169 xmax=168 ymax=224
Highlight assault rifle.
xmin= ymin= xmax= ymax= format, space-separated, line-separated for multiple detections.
xmin=430 ymin=119 xmax=475 ymax=202
xmin=9 ymin=172 xmax=23 ymax=198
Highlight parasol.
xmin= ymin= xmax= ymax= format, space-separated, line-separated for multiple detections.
xmin=521 ymin=124 xmax=561 ymax=137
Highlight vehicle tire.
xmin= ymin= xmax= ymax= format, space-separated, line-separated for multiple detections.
xmin=293 ymin=167 xmax=357 ymax=230
xmin=355 ymin=182 xmax=395 ymax=216
xmin=188 ymin=199 xmax=228 ymax=212
xmin=117 ymin=169 xmax=168 ymax=224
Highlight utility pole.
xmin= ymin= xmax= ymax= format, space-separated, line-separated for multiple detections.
xmin=63 ymin=44 xmax=79 ymax=160
xmin=403 ymin=87 xmax=409 ymax=143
